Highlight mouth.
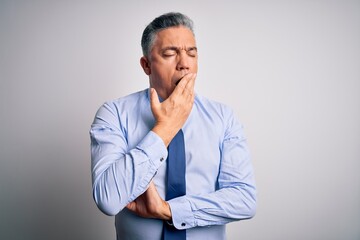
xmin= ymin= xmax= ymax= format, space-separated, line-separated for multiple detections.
xmin=175 ymin=76 xmax=185 ymax=86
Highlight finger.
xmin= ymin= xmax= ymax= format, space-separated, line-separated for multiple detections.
xmin=175 ymin=73 xmax=195 ymax=95
xmin=181 ymin=73 xmax=196 ymax=100
xmin=175 ymin=73 xmax=191 ymax=90
xmin=126 ymin=202 xmax=134 ymax=211
xmin=168 ymin=73 xmax=196 ymax=102
xmin=185 ymin=73 xmax=196 ymax=93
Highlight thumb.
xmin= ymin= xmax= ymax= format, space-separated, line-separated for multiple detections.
xmin=150 ymin=88 xmax=160 ymax=112
xmin=126 ymin=201 xmax=134 ymax=211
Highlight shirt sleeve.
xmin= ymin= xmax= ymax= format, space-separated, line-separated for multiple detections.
xmin=168 ymin=110 xmax=257 ymax=229
xmin=90 ymin=102 xmax=168 ymax=216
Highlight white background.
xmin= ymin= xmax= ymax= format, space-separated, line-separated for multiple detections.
xmin=1 ymin=1 xmax=359 ymax=239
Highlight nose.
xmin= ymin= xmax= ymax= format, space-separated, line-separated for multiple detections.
xmin=176 ymin=50 xmax=190 ymax=71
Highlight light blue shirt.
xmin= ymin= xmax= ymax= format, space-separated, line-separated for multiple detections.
xmin=90 ymin=89 xmax=256 ymax=240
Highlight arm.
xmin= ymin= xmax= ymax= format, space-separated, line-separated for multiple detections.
xmin=125 ymin=73 xmax=196 ymax=219
xmin=168 ymin=111 xmax=257 ymax=229
xmin=90 ymin=103 xmax=168 ymax=216
xmin=91 ymin=73 xmax=196 ymax=217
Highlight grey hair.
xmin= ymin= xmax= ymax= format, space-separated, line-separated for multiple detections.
xmin=141 ymin=12 xmax=194 ymax=57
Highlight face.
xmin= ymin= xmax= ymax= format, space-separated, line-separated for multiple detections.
xmin=140 ymin=26 xmax=198 ymax=99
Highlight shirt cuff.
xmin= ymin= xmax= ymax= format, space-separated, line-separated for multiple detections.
xmin=168 ymin=196 xmax=195 ymax=230
xmin=137 ymin=131 xmax=168 ymax=169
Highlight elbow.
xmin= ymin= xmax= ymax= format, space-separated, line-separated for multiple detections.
xmin=95 ymin=199 xmax=121 ymax=216
xmin=234 ymin=184 xmax=257 ymax=220
xmin=245 ymin=197 xmax=257 ymax=219
xmin=93 ymin=185 xmax=123 ymax=216
xmin=242 ymin=185 xmax=257 ymax=219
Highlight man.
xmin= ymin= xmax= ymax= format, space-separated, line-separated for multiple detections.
xmin=90 ymin=12 xmax=256 ymax=240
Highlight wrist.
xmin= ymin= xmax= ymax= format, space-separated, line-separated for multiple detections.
xmin=152 ymin=124 xmax=178 ymax=147
xmin=161 ymin=201 xmax=172 ymax=221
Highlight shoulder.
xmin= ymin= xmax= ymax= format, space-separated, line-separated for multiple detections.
xmin=105 ymin=89 xmax=148 ymax=110
xmin=93 ymin=89 xmax=148 ymax=122
xmin=194 ymin=94 xmax=234 ymax=120
xmin=193 ymin=94 xmax=243 ymax=137
xmin=95 ymin=89 xmax=148 ymax=116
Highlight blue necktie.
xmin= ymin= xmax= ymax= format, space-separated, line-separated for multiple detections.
xmin=163 ymin=129 xmax=186 ymax=240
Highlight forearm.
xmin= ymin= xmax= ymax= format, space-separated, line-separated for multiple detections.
xmin=91 ymin=131 xmax=167 ymax=216
xmin=168 ymin=184 xmax=256 ymax=229
xmin=168 ymin=113 xmax=257 ymax=229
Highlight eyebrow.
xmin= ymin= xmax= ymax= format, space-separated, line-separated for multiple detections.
xmin=161 ymin=46 xmax=198 ymax=52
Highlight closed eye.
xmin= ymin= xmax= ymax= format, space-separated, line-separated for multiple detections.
xmin=162 ymin=47 xmax=178 ymax=57
xmin=187 ymin=48 xmax=197 ymax=57
xmin=161 ymin=46 xmax=197 ymax=57
xmin=163 ymin=49 xmax=177 ymax=57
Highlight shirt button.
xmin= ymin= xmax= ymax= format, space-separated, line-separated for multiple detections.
xmin=181 ymin=223 xmax=186 ymax=227
xmin=160 ymin=157 xmax=164 ymax=162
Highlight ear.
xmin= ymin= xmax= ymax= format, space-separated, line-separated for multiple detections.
xmin=140 ymin=56 xmax=151 ymax=75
